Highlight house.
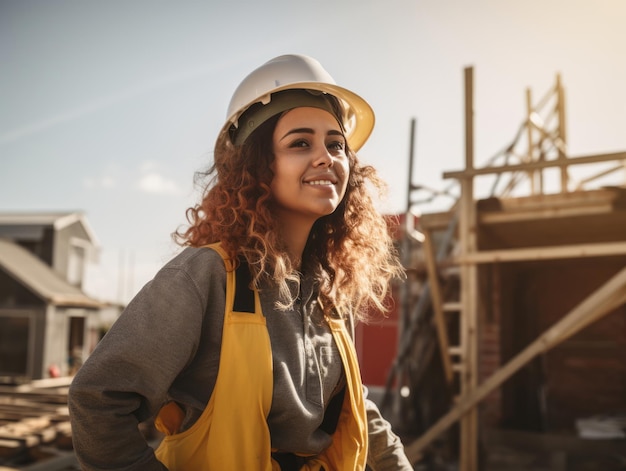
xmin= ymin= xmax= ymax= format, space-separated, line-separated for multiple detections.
xmin=0 ymin=212 xmax=109 ymax=383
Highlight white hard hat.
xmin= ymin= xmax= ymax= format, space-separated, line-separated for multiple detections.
xmin=218 ymin=54 xmax=375 ymax=152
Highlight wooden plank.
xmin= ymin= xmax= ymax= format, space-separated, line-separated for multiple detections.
xmin=459 ymin=65 xmax=479 ymax=471
xmin=525 ymin=87 xmax=538 ymax=195
xmin=0 ymin=381 xmax=73 ymax=465
xmin=448 ymin=346 xmax=463 ymax=356
xmin=0 ymin=394 xmax=69 ymax=404
xmin=16 ymin=377 xmax=72 ymax=390
xmin=455 ymin=241 xmax=626 ymax=264
xmin=443 ymin=302 xmax=461 ymax=311
xmin=479 ymin=203 xmax=615 ymax=223
xmin=419 ymin=211 xmax=456 ymax=231
xmin=404 ymin=265 xmax=626 ymax=464
xmin=478 ymin=187 xmax=622 ymax=223
xmin=0 ymin=397 xmax=68 ymax=412
xmin=493 ymin=188 xmax=621 ymax=210
xmin=422 ymin=230 xmax=454 ymax=384
xmin=557 ymin=288 xmax=626 ymax=345
xmin=443 ymin=151 xmax=626 ymax=180
xmin=54 ymin=421 xmax=72 ymax=437
xmin=421 ymin=189 xmax=624 ymax=238
xmin=556 ymin=73 xmax=569 ymax=191
xmin=33 ymin=427 xmax=57 ymax=443
xmin=0 ymin=434 xmax=40 ymax=448
xmin=0 ymin=416 xmax=51 ymax=435
xmin=0 ymin=439 xmax=22 ymax=450
xmin=576 ymin=164 xmax=626 ymax=190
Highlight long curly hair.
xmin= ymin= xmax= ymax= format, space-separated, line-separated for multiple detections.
xmin=175 ymin=110 xmax=404 ymax=322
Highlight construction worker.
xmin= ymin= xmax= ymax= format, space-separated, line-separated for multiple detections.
xmin=68 ymin=54 xmax=412 ymax=470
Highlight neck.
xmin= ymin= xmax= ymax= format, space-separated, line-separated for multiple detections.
xmin=276 ymin=214 xmax=315 ymax=270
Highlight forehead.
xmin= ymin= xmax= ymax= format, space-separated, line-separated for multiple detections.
xmin=275 ymin=106 xmax=343 ymax=131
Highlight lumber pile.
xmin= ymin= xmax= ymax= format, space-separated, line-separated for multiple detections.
xmin=0 ymin=378 xmax=74 ymax=468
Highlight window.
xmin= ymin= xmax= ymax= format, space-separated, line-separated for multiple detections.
xmin=0 ymin=316 xmax=30 ymax=377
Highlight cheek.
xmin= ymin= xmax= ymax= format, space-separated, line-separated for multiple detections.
xmin=339 ymin=161 xmax=351 ymax=190
xmin=269 ymin=157 xmax=296 ymax=195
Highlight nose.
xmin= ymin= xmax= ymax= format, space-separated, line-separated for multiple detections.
xmin=312 ymin=146 xmax=333 ymax=168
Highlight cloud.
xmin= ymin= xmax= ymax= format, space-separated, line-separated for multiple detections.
xmin=137 ymin=172 xmax=181 ymax=195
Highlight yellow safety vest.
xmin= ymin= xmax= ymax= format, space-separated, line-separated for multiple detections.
xmin=154 ymin=243 xmax=368 ymax=470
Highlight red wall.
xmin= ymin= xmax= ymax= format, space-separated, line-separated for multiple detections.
xmin=354 ymin=213 xmax=410 ymax=386
xmin=355 ymin=290 xmax=402 ymax=386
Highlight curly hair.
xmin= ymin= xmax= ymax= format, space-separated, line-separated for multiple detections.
xmin=175 ymin=111 xmax=404 ymax=322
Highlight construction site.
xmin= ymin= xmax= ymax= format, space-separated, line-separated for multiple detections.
xmin=377 ymin=67 xmax=626 ymax=470
xmin=1 ymin=67 xmax=625 ymax=470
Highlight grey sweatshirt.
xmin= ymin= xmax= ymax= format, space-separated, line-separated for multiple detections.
xmin=68 ymin=247 xmax=412 ymax=470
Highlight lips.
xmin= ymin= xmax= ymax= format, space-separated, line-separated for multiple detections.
xmin=303 ymin=173 xmax=338 ymax=185
xmin=306 ymin=180 xmax=334 ymax=186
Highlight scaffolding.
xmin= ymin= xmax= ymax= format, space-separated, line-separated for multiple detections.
xmin=386 ymin=67 xmax=626 ymax=470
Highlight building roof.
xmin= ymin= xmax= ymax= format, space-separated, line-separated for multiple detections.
xmin=0 ymin=238 xmax=103 ymax=308
xmin=0 ymin=211 xmax=100 ymax=247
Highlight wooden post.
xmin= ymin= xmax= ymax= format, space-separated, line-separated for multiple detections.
xmin=526 ymin=88 xmax=537 ymax=194
xmin=423 ymin=230 xmax=454 ymax=384
xmin=556 ymin=73 xmax=569 ymax=191
xmin=459 ymin=66 xmax=479 ymax=471
xmin=401 ymin=119 xmax=417 ymax=357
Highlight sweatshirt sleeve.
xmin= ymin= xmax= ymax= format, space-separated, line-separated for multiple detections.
xmin=344 ymin=315 xmax=413 ymax=469
xmin=365 ymin=391 xmax=414 ymax=470
xmin=68 ymin=248 xmax=223 ymax=471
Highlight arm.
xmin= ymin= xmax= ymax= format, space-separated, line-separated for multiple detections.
xmin=68 ymin=250 xmax=213 ymax=471
xmin=365 ymin=392 xmax=414 ymax=471
xmin=344 ymin=315 xmax=413 ymax=470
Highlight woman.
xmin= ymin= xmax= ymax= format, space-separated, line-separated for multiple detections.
xmin=69 ymin=54 xmax=413 ymax=470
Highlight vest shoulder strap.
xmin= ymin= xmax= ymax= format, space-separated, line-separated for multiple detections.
xmin=203 ymin=243 xmax=256 ymax=314
xmin=233 ymin=259 xmax=255 ymax=313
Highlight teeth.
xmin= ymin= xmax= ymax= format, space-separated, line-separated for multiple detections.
xmin=307 ymin=180 xmax=333 ymax=185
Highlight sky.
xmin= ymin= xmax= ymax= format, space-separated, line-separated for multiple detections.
xmin=1 ymin=0 xmax=625 ymax=304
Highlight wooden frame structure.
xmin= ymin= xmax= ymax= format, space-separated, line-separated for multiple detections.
xmin=398 ymin=68 xmax=626 ymax=469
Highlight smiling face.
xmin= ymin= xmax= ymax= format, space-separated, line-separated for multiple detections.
xmin=270 ymin=106 xmax=350 ymax=228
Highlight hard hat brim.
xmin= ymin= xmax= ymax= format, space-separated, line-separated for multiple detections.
xmin=218 ymin=81 xmax=375 ymax=152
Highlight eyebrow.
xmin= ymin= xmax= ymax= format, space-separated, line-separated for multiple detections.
xmin=280 ymin=128 xmax=344 ymax=141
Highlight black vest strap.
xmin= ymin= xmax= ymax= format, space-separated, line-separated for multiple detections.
xmin=233 ymin=259 xmax=256 ymax=313
xmin=319 ymin=386 xmax=345 ymax=434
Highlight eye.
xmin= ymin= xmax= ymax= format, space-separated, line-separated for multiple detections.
xmin=327 ymin=140 xmax=346 ymax=152
xmin=289 ymin=139 xmax=309 ymax=148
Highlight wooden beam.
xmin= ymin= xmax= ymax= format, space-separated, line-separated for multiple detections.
xmin=478 ymin=203 xmax=615 ymax=223
xmin=405 ymin=265 xmax=626 ymax=464
xmin=443 ymin=151 xmax=626 ymax=180
xmin=525 ymin=87 xmax=537 ymax=195
xmin=459 ymin=65 xmax=479 ymax=471
xmin=422 ymin=231 xmax=455 ymax=384
xmin=454 ymin=241 xmax=626 ymax=264
xmin=419 ymin=211 xmax=456 ymax=232
xmin=493 ymin=188 xmax=622 ymax=210
xmin=557 ymin=287 xmax=626 ymax=345
xmin=575 ymin=163 xmax=626 ymax=190
xmin=556 ymin=73 xmax=569 ymax=191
